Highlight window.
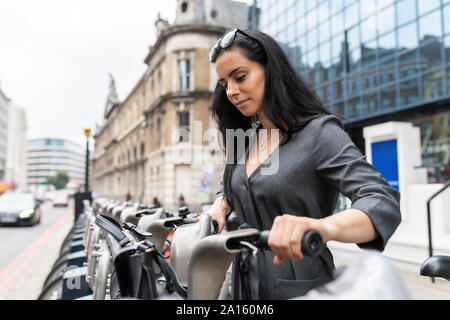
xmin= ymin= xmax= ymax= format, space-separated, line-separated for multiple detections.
xmin=419 ymin=10 xmax=442 ymax=42
xmin=399 ymin=77 xmax=419 ymax=106
xmin=363 ymin=91 xmax=378 ymax=113
xmin=181 ymin=1 xmax=188 ymax=13
xmin=141 ymin=142 xmax=145 ymax=157
xmin=178 ymin=59 xmax=191 ymax=91
xmin=378 ymin=5 xmax=395 ymax=35
xmin=422 ymin=70 xmax=444 ymax=100
xmin=397 ymin=0 xmax=416 ymax=27
xmin=418 ymin=0 xmax=440 ymax=16
xmin=419 ymin=40 xmax=443 ymax=73
xmin=380 ymin=85 xmax=397 ymax=110
xmin=398 ymin=22 xmax=418 ymax=51
xmin=177 ymin=111 xmax=190 ymax=143
xmin=344 ymin=3 xmax=359 ymax=29
xmin=445 ymin=5 xmax=450 ymax=34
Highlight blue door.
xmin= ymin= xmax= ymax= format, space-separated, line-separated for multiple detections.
xmin=371 ymin=139 xmax=399 ymax=191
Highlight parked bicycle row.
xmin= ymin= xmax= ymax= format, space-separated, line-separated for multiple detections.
xmin=37 ymin=197 xmax=449 ymax=300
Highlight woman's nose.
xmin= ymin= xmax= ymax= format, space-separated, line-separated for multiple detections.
xmin=226 ymin=82 xmax=239 ymax=97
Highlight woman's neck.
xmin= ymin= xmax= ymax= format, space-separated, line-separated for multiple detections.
xmin=256 ymin=111 xmax=278 ymax=130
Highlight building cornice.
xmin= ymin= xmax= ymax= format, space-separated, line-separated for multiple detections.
xmin=104 ymin=138 xmax=118 ymax=151
xmin=93 ymin=157 xmax=147 ymax=179
xmin=144 ymin=23 xmax=227 ymax=65
xmin=144 ymin=90 xmax=213 ymax=118
xmin=116 ymin=116 xmax=146 ymax=143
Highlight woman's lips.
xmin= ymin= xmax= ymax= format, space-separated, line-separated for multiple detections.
xmin=236 ymin=99 xmax=249 ymax=108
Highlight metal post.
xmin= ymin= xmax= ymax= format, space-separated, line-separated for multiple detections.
xmin=426 ymin=181 xmax=450 ymax=284
xmin=84 ymin=127 xmax=91 ymax=193
xmin=85 ymin=138 xmax=89 ymax=193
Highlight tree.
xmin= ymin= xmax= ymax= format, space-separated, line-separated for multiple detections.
xmin=47 ymin=171 xmax=70 ymax=190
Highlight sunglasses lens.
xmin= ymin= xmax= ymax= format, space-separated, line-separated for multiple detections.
xmin=219 ymin=30 xmax=237 ymax=48
xmin=209 ymin=42 xmax=219 ymax=61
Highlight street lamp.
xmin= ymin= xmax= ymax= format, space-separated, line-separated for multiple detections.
xmin=84 ymin=127 xmax=91 ymax=193
xmin=74 ymin=127 xmax=92 ymax=224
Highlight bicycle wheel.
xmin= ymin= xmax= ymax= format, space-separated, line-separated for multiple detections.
xmin=52 ymin=248 xmax=71 ymax=269
xmin=59 ymin=231 xmax=75 ymax=253
xmin=38 ymin=275 xmax=64 ymax=300
xmin=43 ymin=258 xmax=69 ymax=289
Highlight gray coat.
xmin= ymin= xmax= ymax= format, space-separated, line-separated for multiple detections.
xmin=217 ymin=115 xmax=401 ymax=300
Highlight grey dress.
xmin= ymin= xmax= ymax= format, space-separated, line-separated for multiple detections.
xmin=217 ymin=115 xmax=401 ymax=300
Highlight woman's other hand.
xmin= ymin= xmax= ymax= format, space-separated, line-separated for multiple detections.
xmin=196 ymin=197 xmax=230 ymax=233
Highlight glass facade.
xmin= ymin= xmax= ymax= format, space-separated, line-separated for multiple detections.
xmin=251 ymin=0 xmax=450 ymax=182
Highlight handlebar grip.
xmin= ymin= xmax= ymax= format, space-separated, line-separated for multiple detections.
xmin=301 ymin=230 xmax=323 ymax=257
xmin=258 ymin=230 xmax=271 ymax=250
xmin=211 ymin=219 xmax=219 ymax=234
xmin=181 ymin=217 xmax=197 ymax=224
xmin=258 ymin=230 xmax=323 ymax=257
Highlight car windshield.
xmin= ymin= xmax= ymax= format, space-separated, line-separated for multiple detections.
xmin=0 ymin=193 xmax=35 ymax=207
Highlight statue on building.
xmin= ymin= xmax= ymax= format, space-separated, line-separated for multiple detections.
xmin=155 ymin=13 xmax=170 ymax=38
xmin=104 ymin=73 xmax=120 ymax=119
xmin=107 ymin=73 xmax=119 ymax=105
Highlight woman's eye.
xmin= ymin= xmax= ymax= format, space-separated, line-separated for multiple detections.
xmin=236 ymin=74 xmax=246 ymax=82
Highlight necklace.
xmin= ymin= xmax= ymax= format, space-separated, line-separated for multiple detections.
xmin=260 ymin=140 xmax=267 ymax=151
xmin=258 ymin=130 xmax=271 ymax=152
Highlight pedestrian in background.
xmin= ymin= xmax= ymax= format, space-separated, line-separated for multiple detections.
xmin=153 ymin=197 xmax=161 ymax=208
xmin=204 ymin=29 xmax=401 ymax=299
xmin=125 ymin=191 xmax=131 ymax=201
xmin=178 ymin=194 xmax=186 ymax=208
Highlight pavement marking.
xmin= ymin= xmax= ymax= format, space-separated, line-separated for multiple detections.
xmin=0 ymin=209 xmax=73 ymax=297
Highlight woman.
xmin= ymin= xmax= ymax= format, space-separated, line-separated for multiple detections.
xmin=205 ymin=29 xmax=401 ymax=300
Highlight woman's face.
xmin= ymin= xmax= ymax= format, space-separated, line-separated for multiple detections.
xmin=215 ymin=48 xmax=265 ymax=118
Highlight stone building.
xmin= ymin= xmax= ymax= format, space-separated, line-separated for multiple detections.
xmin=93 ymin=0 xmax=248 ymax=210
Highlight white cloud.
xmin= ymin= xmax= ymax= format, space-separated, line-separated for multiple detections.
xmin=0 ymin=0 xmax=177 ymax=146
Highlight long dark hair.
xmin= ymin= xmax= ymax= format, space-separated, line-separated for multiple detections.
xmin=211 ymin=29 xmax=331 ymax=210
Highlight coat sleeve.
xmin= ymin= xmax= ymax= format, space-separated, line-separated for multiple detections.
xmin=216 ymin=180 xmax=224 ymax=198
xmin=312 ymin=115 xmax=401 ymax=251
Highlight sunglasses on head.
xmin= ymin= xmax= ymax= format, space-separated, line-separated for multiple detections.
xmin=209 ymin=28 xmax=261 ymax=62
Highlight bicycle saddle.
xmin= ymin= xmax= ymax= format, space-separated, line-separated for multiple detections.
xmin=420 ymin=255 xmax=450 ymax=280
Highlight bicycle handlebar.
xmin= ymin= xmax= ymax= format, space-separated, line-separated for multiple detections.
xmin=255 ymin=230 xmax=324 ymax=257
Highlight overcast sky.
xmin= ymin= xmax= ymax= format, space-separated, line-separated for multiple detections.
xmin=0 ymin=0 xmax=194 ymax=147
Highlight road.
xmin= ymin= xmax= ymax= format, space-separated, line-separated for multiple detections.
xmin=0 ymin=200 xmax=74 ymax=300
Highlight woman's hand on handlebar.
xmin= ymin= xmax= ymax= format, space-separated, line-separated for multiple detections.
xmin=196 ymin=210 xmax=226 ymax=233
xmin=268 ymin=214 xmax=327 ymax=265
xmin=196 ymin=197 xmax=230 ymax=233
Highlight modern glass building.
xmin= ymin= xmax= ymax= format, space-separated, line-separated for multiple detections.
xmin=27 ymin=138 xmax=86 ymax=187
xmin=249 ymin=0 xmax=450 ymax=182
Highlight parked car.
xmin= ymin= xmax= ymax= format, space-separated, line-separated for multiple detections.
xmin=45 ymin=191 xmax=56 ymax=202
xmin=0 ymin=192 xmax=42 ymax=226
xmin=53 ymin=191 xmax=70 ymax=207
